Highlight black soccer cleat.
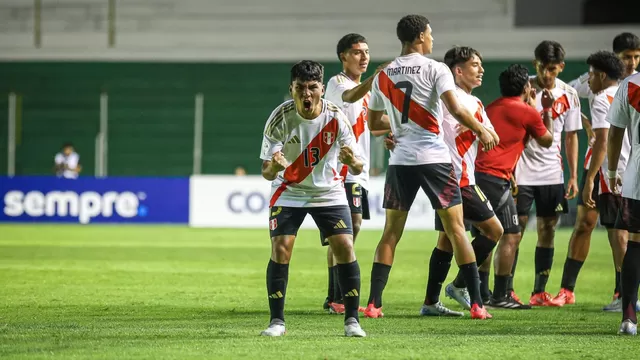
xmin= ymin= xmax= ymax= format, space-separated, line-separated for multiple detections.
xmin=489 ymin=295 xmax=532 ymax=309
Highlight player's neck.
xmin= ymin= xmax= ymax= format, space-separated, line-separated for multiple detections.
xmin=456 ymin=82 xmax=472 ymax=94
xmin=342 ymin=69 xmax=362 ymax=83
xmin=601 ymin=79 xmax=618 ymax=91
xmin=400 ymin=45 xmax=424 ymax=56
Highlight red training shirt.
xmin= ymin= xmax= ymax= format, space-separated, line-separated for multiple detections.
xmin=475 ymin=96 xmax=548 ymax=181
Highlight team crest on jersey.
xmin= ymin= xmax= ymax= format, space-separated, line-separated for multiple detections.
xmin=269 ymin=218 xmax=278 ymax=231
xmin=553 ymin=101 xmax=567 ymax=115
xmin=353 ymin=197 xmax=361 ymax=207
xmin=323 ymin=132 xmax=335 ymax=145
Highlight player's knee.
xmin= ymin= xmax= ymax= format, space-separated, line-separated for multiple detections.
xmin=328 ymin=234 xmax=354 ymax=260
xmin=575 ymin=217 xmax=597 ymax=235
xmin=486 ymin=220 xmax=504 ymax=242
xmin=272 ymin=242 xmax=293 ymax=263
xmin=352 ymin=222 xmax=361 ymax=241
xmin=538 ymin=219 xmax=557 ymax=236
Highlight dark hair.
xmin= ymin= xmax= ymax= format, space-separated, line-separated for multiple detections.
xmin=290 ymin=60 xmax=324 ymax=84
xmin=444 ymin=46 xmax=483 ymax=70
xmin=499 ymin=64 xmax=529 ymax=97
xmin=587 ymin=50 xmax=625 ymax=80
xmin=534 ymin=40 xmax=565 ymax=64
xmin=613 ymin=32 xmax=640 ymax=54
xmin=62 ymin=142 xmax=74 ymax=149
xmin=336 ymin=33 xmax=367 ymax=62
xmin=396 ymin=15 xmax=430 ymax=44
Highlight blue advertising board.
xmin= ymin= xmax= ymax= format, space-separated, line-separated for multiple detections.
xmin=0 ymin=176 xmax=189 ymax=224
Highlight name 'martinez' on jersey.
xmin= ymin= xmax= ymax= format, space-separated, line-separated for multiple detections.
xmin=259 ymin=99 xmax=360 ymax=208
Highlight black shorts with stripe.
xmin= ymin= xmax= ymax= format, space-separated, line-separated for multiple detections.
xmin=435 ymin=185 xmax=495 ymax=231
xmin=614 ymin=197 xmax=640 ymax=233
xmin=516 ymin=184 xmax=569 ymax=218
xmin=474 ymin=172 xmax=519 ymax=234
xmin=576 ymin=169 xmax=600 ymax=208
xmin=345 ymin=182 xmax=370 ymax=220
xmin=268 ymin=205 xmax=353 ymax=240
xmin=383 ymin=163 xmax=462 ymax=211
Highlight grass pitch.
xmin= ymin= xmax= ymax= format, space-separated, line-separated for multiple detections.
xmin=0 ymin=225 xmax=636 ymax=359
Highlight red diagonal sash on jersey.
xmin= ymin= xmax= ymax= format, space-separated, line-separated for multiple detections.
xmin=549 ymin=94 xmax=571 ymax=119
xmin=269 ymin=118 xmax=339 ymax=207
xmin=378 ymin=71 xmax=439 ymax=134
xmin=339 ymin=95 xmax=370 ymax=180
xmin=629 ymin=82 xmax=640 ymax=112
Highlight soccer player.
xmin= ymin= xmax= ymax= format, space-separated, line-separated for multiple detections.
xmin=322 ymin=33 xmax=389 ymax=314
xmin=513 ymin=41 xmax=582 ymax=306
xmin=419 ymin=46 xmax=504 ymax=315
xmin=364 ymin=15 xmax=496 ymax=320
xmin=554 ymin=33 xmax=640 ymax=311
xmin=476 ymin=64 xmax=554 ymax=309
xmin=606 ymin=71 xmax=640 ymax=336
xmin=259 ymin=60 xmax=366 ymax=337
xmin=548 ymin=51 xmax=633 ymax=309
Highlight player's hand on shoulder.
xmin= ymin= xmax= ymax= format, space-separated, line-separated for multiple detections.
xmin=540 ymin=89 xmax=555 ymax=109
xmin=375 ymin=61 xmax=392 ymax=74
xmin=338 ymin=146 xmax=356 ymax=165
xmin=271 ymin=152 xmax=288 ymax=172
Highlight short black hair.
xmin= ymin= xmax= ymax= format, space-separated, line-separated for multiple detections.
xmin=499 ymin=64 xmax=529 ymax=97
xmin=444 ymin=46 xmax=483 ymax=70
xmin=396 ymin=15 xmax=430 ymax=44
xmin=290 ymin=60 xmax=324 ymax=84
xmin=587 ymin=50 xmax=625 ymax=80
xmin=534 ymin=40 xmax=565 ymax=64
xmin=336 ymin=33 xmax=367 ymax=62
xmin=613 ymin=32 xmax=640 ymax=54
xmin=62 ymin=141 xmax=74 ymax=149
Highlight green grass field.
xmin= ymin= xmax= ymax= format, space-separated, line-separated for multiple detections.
xmin=0 ymin=225 xmax=636 ymax=359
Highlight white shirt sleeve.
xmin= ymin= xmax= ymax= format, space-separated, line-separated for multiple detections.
xmin=563 ymin=93 xmax=583 ymax=132
xmin=66 ymin=153 xmax=79 ymax=169
xmin=590 ymin=94 xmax=611 ymax=130
xmin=368 ymin=74 xmax=386 ymax=111
xmin=337 ymin=110 xmax=360 ymax=158
xmin=325 ymin=77 xmax=350 ymax=107
xmin=434 ymin=63 xmax=456 ymax=98
xmin=568 ymin=72 xmax=591 ymax=99
xmin=259 ymin=106 xmax=286 ymax=161
xmin=606 ymin=81 xmax=631 ymax=129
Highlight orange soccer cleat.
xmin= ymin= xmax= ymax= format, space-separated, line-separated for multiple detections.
xmin=529 ymin=291 xmax=553 ymax=306
xmin=363 ymin=303 xmax=384 ymax=318
xmin=547 ymin=288 xmax=576 ymax=307
xmin=470 ymin=303 xmax=493 ymax=319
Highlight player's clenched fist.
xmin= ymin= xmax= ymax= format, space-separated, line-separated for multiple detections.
xmin=540 ymin=88 xmax=555 ymax=109
xmin=271 ymin=152 xmax=288 ymax=172
xmin=338 ymin=146 xmax=356 ymax=165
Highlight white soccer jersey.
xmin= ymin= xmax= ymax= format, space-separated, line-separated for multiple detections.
xmin=441 ymin=87 xmax=493 ymax=187
xmin=54 ymin=152 xmax=80 ymax=179
xmin=259 ymin=99 xmax=360 ymax=208
xmin=325 ymin=73 xmax=370 ymax=190
xmin=516 ymin=78 xmax=582 ymax=185
xmin=369 ymin=53 xmax=453 ymax=166
xmin=587 ymin=85 xmax=631 ymax=194
xmin=606 ymin=73 xmax=640 ymax=200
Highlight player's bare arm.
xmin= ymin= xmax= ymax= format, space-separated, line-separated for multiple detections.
xmin=533 ymin=89 xmax=554 ymax=148
xmin=338 ymin=146 xmax=363 ymax=175
xmin=581 ymin=113 xmax=596 ymax=146
xmin=564 ymin=130 xmax=579 ymax=199
xmin=342 ymin=62 xmax=391 ymax=103
xmin=261 ymin=152 xmax=288 ymax=181
xmin=583 ymin=126 xmax=609 ymax=207
xmin=370 ymin=115 xmax=391 ymax=137
xmin=368 ymin=109 xmax=391 ymax=131
xmin=440 ymin=90 xmax=497 ymax=151
xmin=606 ymin=125 xmax=626 ymax=194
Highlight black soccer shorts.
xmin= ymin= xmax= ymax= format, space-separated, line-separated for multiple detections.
xmin=435 ymin=185 xmax=495 ymax=232
xmin=615 ymin=197 xmax=640 ymax=233
xmin=345 ymin=182 xmax=370 ymax=220
xmin=516 ymin=184 xmax=569 ymax=218
xmin=599 ymin=193 xmax=622 ymax=229
xmin=268 ymin=205 xmax=353 ymax=239
xmin=383 ymin=163 xmax=462 ymax=211
xmin=475 ymin=172 xmax=520 ymax=234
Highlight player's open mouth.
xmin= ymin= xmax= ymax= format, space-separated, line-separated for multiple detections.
xmin=303 ymin=100 xmax=312 ymax=111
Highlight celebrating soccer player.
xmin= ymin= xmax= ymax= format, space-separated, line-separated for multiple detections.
xmin=259 ymin=60 xmax=366 ymax=337
xmin=364 ymin=15 xmax=496 ymax=320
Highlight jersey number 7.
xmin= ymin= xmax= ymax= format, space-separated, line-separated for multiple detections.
xmin=394 ymin=81 xmax=414 ymax=124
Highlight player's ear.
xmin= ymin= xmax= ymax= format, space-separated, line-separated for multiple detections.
xmin=339 ymin=52 xmax=346 ymax=64
xmin=559 ymin=62 xmax=565 ymax=72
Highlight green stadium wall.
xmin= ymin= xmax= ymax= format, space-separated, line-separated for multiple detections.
xmin=0 ymin=61 xmax=591 ymax=179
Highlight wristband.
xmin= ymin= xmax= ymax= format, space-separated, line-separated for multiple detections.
xmin=542 ymin=108 xmax=552 ymax=112
xmin=606 ymin=170 xmax=618 ymax=179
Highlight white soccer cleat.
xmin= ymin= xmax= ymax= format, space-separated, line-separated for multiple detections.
xmin=260 ymin=319 xmax=286 ymax=337
xmin=420 ymin=302 xmax=464 ymax=317
xmin=445 ymin=283 xmax=471 ymax=310
xmin=603 ymin=297 xmax=622 ymax=312
xmin=618 ymin=319 xmax=637 ymax=336
xmin=344 ymin=317 xmax=367 ymax=337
